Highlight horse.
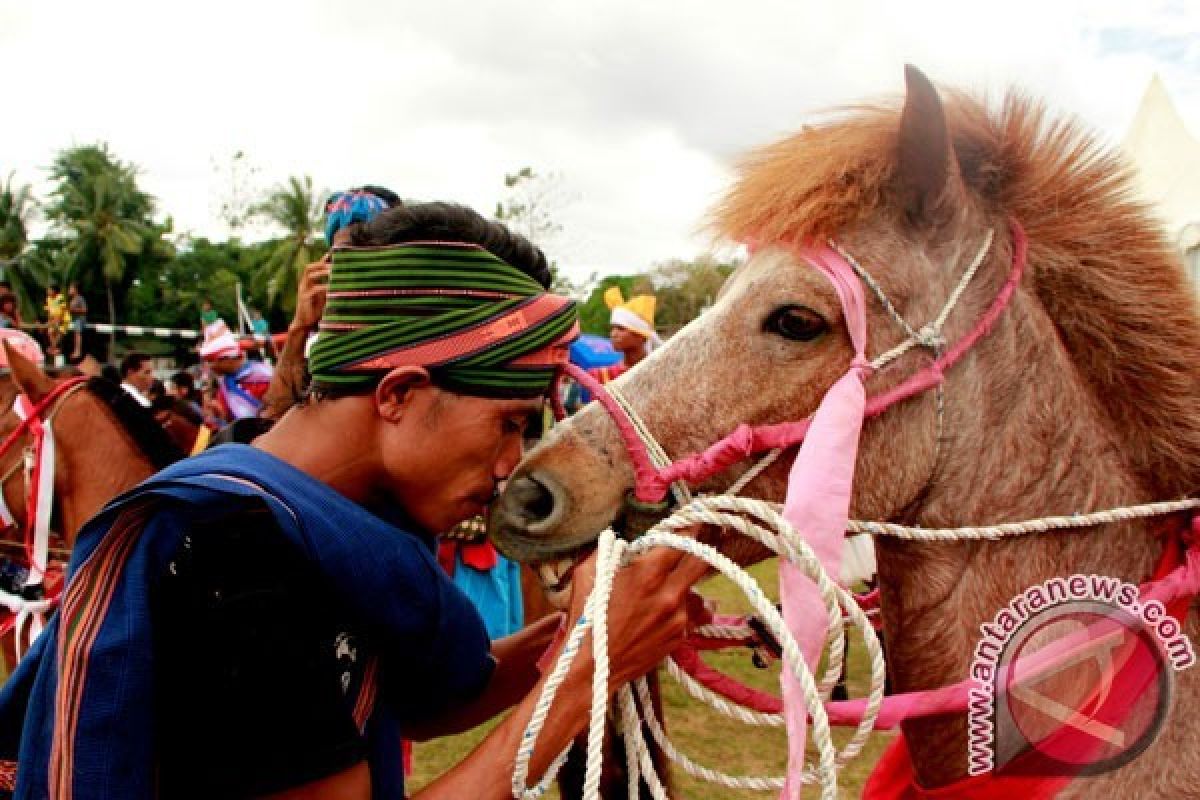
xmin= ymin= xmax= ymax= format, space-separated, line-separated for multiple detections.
xmin=0 ymin=350 xmax=184 ymax=670
xmin=491 ymin=65 xmax=1200 ymax=797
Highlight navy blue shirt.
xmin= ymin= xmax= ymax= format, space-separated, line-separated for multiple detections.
xmin=152 ymin=503 xmax=494 ymax=798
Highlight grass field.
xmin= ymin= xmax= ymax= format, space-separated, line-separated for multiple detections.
xmin=410 ymin=560 xmax=894 ymax=798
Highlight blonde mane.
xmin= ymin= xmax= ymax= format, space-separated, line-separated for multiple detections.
xmin=714 ymin=91 xmax=1200 ymax=501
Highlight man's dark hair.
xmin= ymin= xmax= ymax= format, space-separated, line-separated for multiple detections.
xmin=172 ymin=370 xmax=195 ymax=395
xmin=101 ymin=364 xmax=121 ymax=384
xmin=358 ymin=185 xmax=401 ymax=208
xmin=349 ymin=202 xmax=552 ymax=289
xmin=120 ymin=351 xmax=151 ymax=378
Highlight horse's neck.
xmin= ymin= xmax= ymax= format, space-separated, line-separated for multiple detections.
xmin=58 ymin=430 xmax=156 ymax=549
xmin=875 ymin=294 xmax=1161 ymax=787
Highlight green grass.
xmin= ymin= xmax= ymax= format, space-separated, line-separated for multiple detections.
xmin=410 ymin=560 xmax=893 ymax=798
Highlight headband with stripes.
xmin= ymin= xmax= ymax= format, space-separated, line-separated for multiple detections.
xmin=308 ymin=241 xmax=579 ymax=397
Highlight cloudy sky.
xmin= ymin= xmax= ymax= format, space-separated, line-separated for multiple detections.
xmin=3 ymin=0 xmax=1198 ymax=283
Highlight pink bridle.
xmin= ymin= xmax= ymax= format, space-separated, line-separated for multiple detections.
xmin=564 ymin=218 xmax=1028 ymax=506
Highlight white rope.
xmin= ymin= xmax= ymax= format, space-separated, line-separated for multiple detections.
xmin=865 ymin=230 xmax=995 ymax=370
xmin=608 ymin=383 xmax=693 ymax=507
xmin=512 ymin=502 xmax=891 ymax=799
xmin=726 ymin=447 xmax=784 ymax=496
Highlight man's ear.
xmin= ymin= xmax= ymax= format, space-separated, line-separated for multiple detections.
xmin=374 ymin=367 xmax=434 ymax=423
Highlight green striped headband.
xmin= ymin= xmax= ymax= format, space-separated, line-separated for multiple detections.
xmin=309 ymin=241 xmax=579 ymax=398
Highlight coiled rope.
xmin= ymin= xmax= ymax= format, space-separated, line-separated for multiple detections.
xmin=511 ymin=492 xmax=1200 ymax=799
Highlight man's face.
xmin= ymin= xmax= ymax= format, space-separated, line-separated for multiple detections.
xmin=211 ymin=355 xmax=242 ymax=375
xmin=381 ymin=388 xmax=542 ymax=535
xmin=127 ymin=361 xmax=155 ymax=393
xmin=609 ymin=324 xmax=645 ymax=356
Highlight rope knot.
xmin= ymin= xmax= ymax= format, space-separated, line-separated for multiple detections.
xmin=913 ymin=325 xmax=946 ymax=351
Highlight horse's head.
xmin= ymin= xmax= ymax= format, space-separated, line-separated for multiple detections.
xmin=0 ymin=344 xmax=183 ymax=547
xmin=492 ymin=66 xmax=1023 ymax=572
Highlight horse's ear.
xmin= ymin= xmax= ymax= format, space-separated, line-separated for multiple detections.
xmin=4 ymin=342 xmax=55 ymax=404
xmin=896 ymin=65 xmax=963 ymax=225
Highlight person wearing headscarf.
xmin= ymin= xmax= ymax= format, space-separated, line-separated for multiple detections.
xmin=0 ymin=201 xmax=705 ymax=800
xmin=260 ymin=185 xmax=401 ymax=421
xmin=575 ymin=286 xmax=661 ymax=405
xmin=199 ymin=331 xmax=273 ymax=421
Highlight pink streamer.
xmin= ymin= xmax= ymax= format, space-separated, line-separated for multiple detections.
xmin=778 ymin=244 xmax=871 ymax=799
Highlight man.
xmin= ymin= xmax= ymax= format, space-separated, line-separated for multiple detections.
xmin=0 ymin=203 xmax=704 ymax=799
xmin=42 ymin=285 xmax=69 ymax=361
xmin=200 ymin=331 xmax=273 ymax=421
xmin=67 ymin=282 xmax=87 ymax=362
xmin=119 ymin=351 xmax=155 ymax=408
xmin=603 ymin=286 xmax=660 ymax=373
xmin=576 ymin=287 xmax=661 ymax=405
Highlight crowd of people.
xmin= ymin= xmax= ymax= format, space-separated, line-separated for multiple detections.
xmin=0 ymin=187 xmax=698 ymax=800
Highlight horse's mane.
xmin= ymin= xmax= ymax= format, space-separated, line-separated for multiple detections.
xmin=85 ymin=378 xmax=183 ymax=469
xmin=714 ymin=90 xmax=1200 ymax=500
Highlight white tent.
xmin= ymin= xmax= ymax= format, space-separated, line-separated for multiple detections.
xmin=1121 ymin=75 xmax=1200 ymax=281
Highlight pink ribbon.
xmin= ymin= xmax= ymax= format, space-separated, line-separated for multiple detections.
xmin=778 ymin=244 xmax=871 ymax=799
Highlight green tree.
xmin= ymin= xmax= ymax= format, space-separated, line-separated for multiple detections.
xmin=0 ymin=173 xmax=47 ymax=319
xmin=251 ymin=175 xmax=325 ymax=315
xmin=493 ymin=167 xmax=580 ymax=295
xmin=577 ymin=274 xmax=653 ymax=335
xmin=647 ymin=254 xmax=738 ymax=333
xmin=0 ymin=173 xmax=35 ymax=262
xmin=44 ymin=144 xmax=168 ymax=353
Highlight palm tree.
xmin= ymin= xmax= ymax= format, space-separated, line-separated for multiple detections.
xmin=58 ymin=172 xmax=147 ymax=351
xmin=0 ymin=173 xmax=35 ymax=262
xmin=252 ymin=175 xmax=324 ymax=314
xmin=0 ymin=173 xmax=49 ymax=321
xmin=45 ymin=145 xmax=153 ymax=352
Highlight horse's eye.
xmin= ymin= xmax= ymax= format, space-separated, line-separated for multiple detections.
xmin=763 ymin=305 xmax=828 ymax=342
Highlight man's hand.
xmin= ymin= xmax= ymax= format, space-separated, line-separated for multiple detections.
xmin=566 ymin=542 xmax=710 ymax=691
xmin=414 ymin=544 xmax=709 ymax=800
xmin=290 ymin=258 xmax=331 ymax=333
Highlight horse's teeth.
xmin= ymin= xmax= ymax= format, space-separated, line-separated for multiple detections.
xmin=536 ymin=555 xmax=578 ymax=591
xmin=538 ymin=563 xmax=561 ymax=588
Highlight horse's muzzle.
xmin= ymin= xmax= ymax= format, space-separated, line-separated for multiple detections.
xmin=489 ymin=471 xmax=600 ymax=563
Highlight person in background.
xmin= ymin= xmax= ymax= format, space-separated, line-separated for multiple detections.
xmin=249 ymin=307 xmax=275 ymax=360
xmin=260 ymin=185 xmax=401 ymax=420
xmin=119 ymin=352 xmax=155 ymax=408
xmin=200 ymin=299 xmax=230 ymax=344
xmin=576 ymin=287 xmax=661 ymax=405
xmin=43 ymin=285 xmax=70 ymax=361
xmin=0 ymin=293 xmax=19 ymax=330
xmin=170 ymin=370 xmax=220 ymax=429
xmin=67 ymin=282 xmax=87 ymax=362
xmin=602 ymin=286 xmax=660 ymax=374
xmin=200 ymin=332 xmax=273 ymax=421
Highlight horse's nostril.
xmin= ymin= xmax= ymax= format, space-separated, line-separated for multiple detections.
xmin=508 ymin=474 xmax=557 ymax=523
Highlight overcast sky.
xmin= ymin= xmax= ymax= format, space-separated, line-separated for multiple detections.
xmin=3 ymin=0 xmax=1198 ymax=282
